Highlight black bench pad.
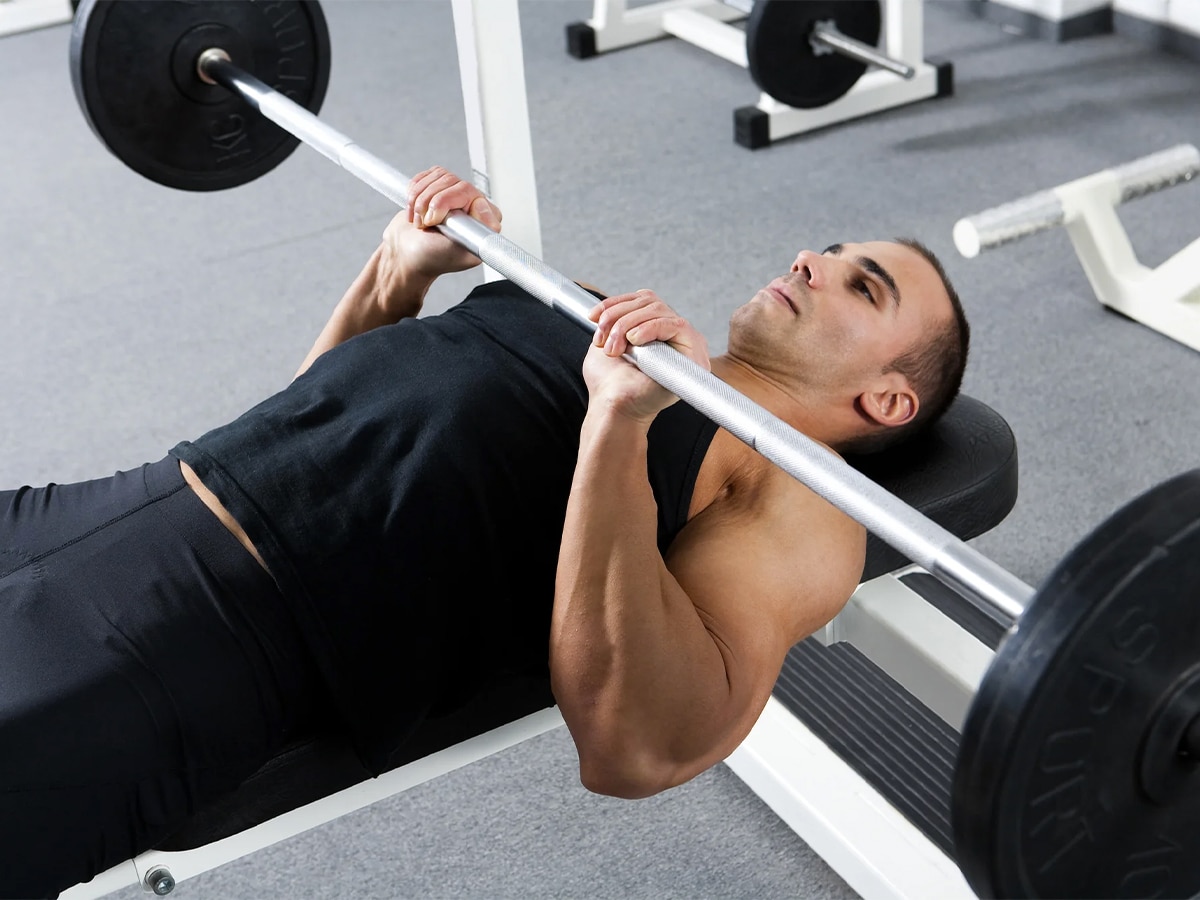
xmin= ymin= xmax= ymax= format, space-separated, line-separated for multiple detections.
xmin=851 ymin=393 xmax=1018 ymax=581
xmin=157 ymin=392 xmax=1018 ymax=852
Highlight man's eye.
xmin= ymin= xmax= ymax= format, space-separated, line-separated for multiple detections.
xmin=856 ymin=280 xmax=874 ymax=304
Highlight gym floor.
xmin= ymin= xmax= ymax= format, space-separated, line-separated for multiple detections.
xmin=3 ymin=2 xmax=1200 ymax=897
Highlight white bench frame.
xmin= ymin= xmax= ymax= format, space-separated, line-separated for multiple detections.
xmin=64 ymin=568 xmax=992 ymax=898
xmin=60 ymin=709 xmax=565 ymax=899
xmin=728 ymin=568 xmax=994 ymax=900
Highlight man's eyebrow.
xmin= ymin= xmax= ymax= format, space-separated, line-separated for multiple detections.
xmin=857 ymin=255 xmax=901 ymax=308
xmin=821 ymin=243 xmax=901 ymax=307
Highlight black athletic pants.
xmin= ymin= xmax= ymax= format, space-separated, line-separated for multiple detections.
xmin=0 ymin=458 xmax=324 ymax=898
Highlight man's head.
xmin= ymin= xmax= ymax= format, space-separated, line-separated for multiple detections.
xmin=726 ymin=238 xmax=969 ymax=453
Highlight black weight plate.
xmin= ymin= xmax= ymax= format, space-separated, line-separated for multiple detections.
xmin=745 ymin=0 xmax=880 ymax=109
xmin=70 ymin=0 xmax=330 ymax=192
xmin=953 ymin=469 xmax=1200 ymax=899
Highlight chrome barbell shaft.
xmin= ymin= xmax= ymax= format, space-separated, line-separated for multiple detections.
xmin=811 ymin=22 xmax=915 ymax=80
xmin=198 ymin=51 xmax=1033 ymax=627
xmin=719 ymin=0 xmax=916 ymax=79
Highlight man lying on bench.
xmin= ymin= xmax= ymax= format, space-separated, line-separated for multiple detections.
xmin=0 ymin=167 xmax=969 ymax=899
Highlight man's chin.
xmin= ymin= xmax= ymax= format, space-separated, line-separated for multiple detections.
xmin=728 ymin=311 xmax=778 ymax=358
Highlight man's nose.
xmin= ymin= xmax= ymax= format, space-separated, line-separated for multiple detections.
xmin=790 ymin=250 xmax=826 ymax=289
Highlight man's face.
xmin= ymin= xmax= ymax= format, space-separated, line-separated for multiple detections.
xmin=727 ymin=240 xmax=950 ymax=403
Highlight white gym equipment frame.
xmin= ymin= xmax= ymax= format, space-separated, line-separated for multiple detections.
xmin=568 ymin=0 xmax=948 ymax=148
xmin=727 ymin=567 xmax=989 ymax=900
xmin=954 ymin=144 xmax=1200 ymax=352
xmin=61 ymin=2 xmax=988 ymax=896
xmin=63 ymin=567 xmax=988 ymax=899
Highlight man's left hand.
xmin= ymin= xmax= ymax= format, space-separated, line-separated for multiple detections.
xmin=584 ymin=290 xmax=710 ymax=425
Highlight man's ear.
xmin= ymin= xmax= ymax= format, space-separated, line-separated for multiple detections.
xmin=856 ymin=376 xmax=918 ymax=428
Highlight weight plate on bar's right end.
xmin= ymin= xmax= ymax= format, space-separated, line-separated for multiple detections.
xmin=953 ymin=469 xmax=1200 ymax=899
xmin=70 ymin=0 xmax=331 ymax=192
xmin=745 ymin=0 xmax=881 ymax=110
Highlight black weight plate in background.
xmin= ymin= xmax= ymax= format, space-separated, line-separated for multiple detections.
xmin=745 ymin=0 xmax=881 ymax=109
xmin=953 ymin=469 xmax=1200 ymax=899
xmin=70 ymin=0 xmax=330 ymax=192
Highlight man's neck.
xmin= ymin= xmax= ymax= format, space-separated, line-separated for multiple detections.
xmin=680 ymin=355 xmax=848 ymax=521
xmin=709 ymin=354 xmax=841 ymax=447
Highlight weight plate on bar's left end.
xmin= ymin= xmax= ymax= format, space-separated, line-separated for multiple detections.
xmin=953 ymin=469 xmax=1200 ymax=899
xmin=745 ymin=0 xmax=880 ymax=110
xmin=70 ymin=0 xmax=331 ymax=192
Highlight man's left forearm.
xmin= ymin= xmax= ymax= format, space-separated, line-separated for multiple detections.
xmin=294 ymin=245 xmax=431 ymax=379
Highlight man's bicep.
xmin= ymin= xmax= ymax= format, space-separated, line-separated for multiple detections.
xmin=664 ymin=505 xmax=866 ymax=680
xmin=645 ymin=510 xmax=862 ymax=773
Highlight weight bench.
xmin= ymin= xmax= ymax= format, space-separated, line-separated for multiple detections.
xmin=63 ymin=392 xmax=1016 ymax=899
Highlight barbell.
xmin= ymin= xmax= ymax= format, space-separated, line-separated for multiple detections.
xmin=567 ymin=0 xmax=916 ymax=111
xmin=739 ymin=0 xmax=916 ymax=109
xmin=68 ymin=2 xmax=1200 ymax=896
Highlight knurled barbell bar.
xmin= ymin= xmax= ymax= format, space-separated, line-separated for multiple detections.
xmin=69 ymin=2 xmax=1200 ymax=896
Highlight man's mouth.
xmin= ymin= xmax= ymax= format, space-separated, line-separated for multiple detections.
xmin=768 ymin=284 xmax=797 ymax=314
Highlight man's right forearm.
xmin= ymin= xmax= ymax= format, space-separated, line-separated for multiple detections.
xmin=294 ymin=246 xmax=432 ymax=379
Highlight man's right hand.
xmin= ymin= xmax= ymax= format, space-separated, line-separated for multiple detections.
xmin=375 ymin=166 xmax=503 ymax=319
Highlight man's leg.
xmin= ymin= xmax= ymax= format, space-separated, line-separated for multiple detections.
xmin=0 ymin=459 xmax=325 ymax=898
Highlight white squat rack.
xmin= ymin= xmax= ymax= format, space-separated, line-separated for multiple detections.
xmin=566 ymin=0 xmax=951 ymax=148
xmin=954 ymin=144 xmax=1200 ymax=351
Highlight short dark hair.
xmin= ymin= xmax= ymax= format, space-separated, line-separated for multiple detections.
xmin=839 ymin=238 xmax=970 ymax=455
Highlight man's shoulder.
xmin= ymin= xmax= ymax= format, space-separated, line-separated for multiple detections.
xmin=669 ymin=461 xmax=866 ymax=644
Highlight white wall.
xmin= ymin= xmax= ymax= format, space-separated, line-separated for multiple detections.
xmin=986 ymin=0 xmax=1200 ymax=39
xmin=1114 ymin=0 xmax=1200 ymax=38
xmin=984 ymin=0 xmax=1109 ymax=20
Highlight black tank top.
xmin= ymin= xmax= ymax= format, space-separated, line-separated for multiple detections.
xmin=171 ymin=280 xmax=717 ymax=770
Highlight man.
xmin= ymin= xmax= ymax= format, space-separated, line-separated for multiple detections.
xmin=0 ymin=167 xmax=968 ymax=897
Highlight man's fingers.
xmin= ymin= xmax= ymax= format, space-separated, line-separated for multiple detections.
xmin=626 ymin=315 xmax=692 ymax=346
xmin=406 ymin=167 xmax=498 ymax=230
xmin=411 ymin=174 xmax=466 ymax=227
xmin=468 ymin=196 xmax=502 ymax=230
xmin=406 ymin=166 xmax=448 ymax=223
xmin=593 ymin=291 xmax=664 ymax=333
xmin=587 ymin=289 xmax=707 ymax=367
xmin=626 ymin=316 xmax=708 ymax=364
xmin=593 ymin=292 xmax=683 ymax=350
xmin=601 ymin=305 xmax=664 ymax=356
